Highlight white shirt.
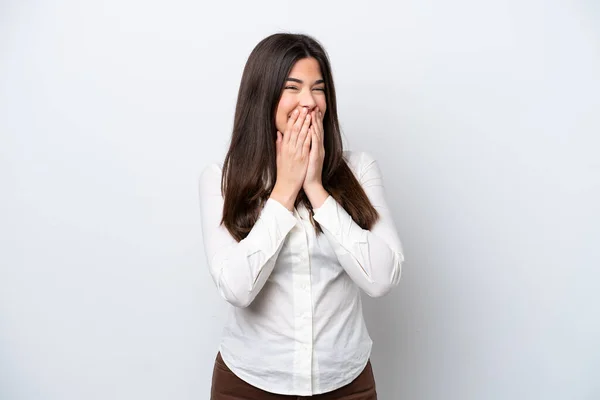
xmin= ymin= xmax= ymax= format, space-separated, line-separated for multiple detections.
xmin=198 ymin=150 xmax=405 ymax=396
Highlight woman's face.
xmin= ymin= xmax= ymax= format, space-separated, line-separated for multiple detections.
xmin=275 ymin=57 xmax=327 ymax=134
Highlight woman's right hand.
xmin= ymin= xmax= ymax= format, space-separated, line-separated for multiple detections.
xmin=270 ymin=106 xmax=312 ymax=211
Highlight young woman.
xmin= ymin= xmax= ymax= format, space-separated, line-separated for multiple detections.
xmin=199 ymin=33 xmax=405 ymax=400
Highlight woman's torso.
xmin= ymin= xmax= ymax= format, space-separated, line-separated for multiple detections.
xmin=217 ymin=150 xmax=373 ymax=396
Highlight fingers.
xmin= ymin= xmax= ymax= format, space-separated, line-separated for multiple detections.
xmin=296 ymin=110 xmax=311 ymax=151
xmin=317 ymin=109 xmax=324 ymax=136
xmin=284 ymin=109 xmax=300 ymax=145
xmin=290 ymin=107 xmax=310 ymax=148
xmin=302 ymin=125 xmax=312 ymax=158
xmin=309 ymin=109 xmax=318 ymax=143
xmin=310 ymin=108 xmax=323 ymax=146
xmin=282 ymin=106 xmax=322 ymax=159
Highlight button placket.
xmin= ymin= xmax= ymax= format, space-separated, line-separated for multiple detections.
xmin=290 ymin=219 xmax=313 ymax=393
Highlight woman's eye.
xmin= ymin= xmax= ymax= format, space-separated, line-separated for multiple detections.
xmin=284 ymin=86 xmax=325 ymax=91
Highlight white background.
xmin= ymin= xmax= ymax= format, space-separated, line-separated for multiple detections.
xmin=1 ymin=1 xmax=599 ymax=399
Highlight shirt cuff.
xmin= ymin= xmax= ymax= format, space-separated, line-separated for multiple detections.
xmin=312 ymin=194 xmax=345 ymax=237
xmin=240 ymin=198 xmax=297 ymax=252
xmin=264 ymin=197 xmax=297 ymax=223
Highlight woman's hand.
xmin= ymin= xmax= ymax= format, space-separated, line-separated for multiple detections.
xmin=304 ymin=107 xmax=325 ymax=189
xmin=303 ymin=107 xmax=329 ymax=209
xmin=270 ymin=107 xmax=312 ymax=211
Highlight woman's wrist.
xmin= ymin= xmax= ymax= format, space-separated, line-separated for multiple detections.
xmin=270 ymin=183 xmax=298 ymax=211
xmin=303 ymin=183 xmax=329 ymax=209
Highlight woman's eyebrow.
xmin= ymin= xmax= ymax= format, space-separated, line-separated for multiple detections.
xmin=286 ymin=78 xmax=325 ymax=85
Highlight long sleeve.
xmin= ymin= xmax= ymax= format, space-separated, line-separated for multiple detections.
xmin=312 ymin=152 xmax=405 ymax=297
xmin=198 ymin=163 xmax=298 ymax=308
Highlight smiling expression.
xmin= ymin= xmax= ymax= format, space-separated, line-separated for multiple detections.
xmin=275 ymin=57 xmax=327 ymax=134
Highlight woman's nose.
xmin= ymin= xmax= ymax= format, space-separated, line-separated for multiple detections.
xmin=299 ymin=91 xmax=317 ymax=109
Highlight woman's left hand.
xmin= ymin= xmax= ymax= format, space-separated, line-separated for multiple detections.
xmin=303 ymin=107 xmax=325 ymax=190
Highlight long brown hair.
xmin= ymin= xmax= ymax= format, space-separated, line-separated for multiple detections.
xmin=221 ymin=33 xmax=379 ymax=242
